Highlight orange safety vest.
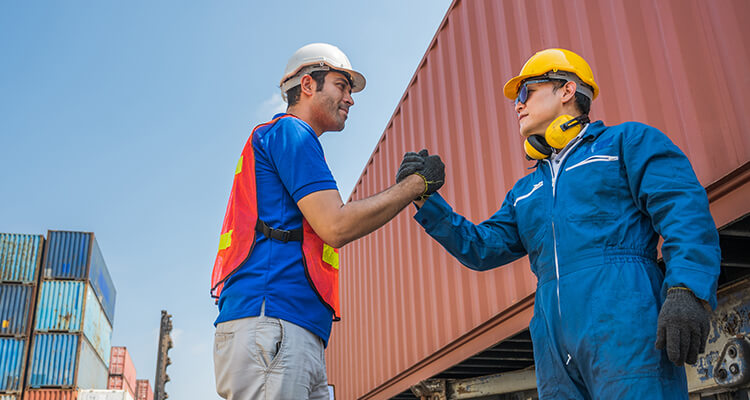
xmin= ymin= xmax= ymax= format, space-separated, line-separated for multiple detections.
xmin=210 ymin=114 xmax=341 ymax=320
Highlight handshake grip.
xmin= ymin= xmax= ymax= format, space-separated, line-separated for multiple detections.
xmin=396 ymin=149 xmax=445 ymax=201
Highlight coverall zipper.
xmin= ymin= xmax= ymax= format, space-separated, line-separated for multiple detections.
xmin=545 ymin=136 xmax=584 ymax=365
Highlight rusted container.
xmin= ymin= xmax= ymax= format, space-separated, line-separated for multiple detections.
xmin=107 ymin=347 xmax=136 ymax=396
xmin=134 ymin=380 xmax=152 ymax=400
xmin=34 ymin=281 xmax=112 ymax=365
xmin=0 ymin=234 xmax=43 ymax=284
xmin=42 ymin=232 xmax=116 ymax=326
xmin=106 ymin=377 xmax=134 ymax=400
xmin=23 ymin=389 xmax=77 ymax=400
xmin=325 ymin=0 xmax=750 ymax=398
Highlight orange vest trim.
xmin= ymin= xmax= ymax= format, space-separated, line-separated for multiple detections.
xmin=210 ymin=114 xmax=341 ymax=321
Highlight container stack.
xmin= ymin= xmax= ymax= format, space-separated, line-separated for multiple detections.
xmin=25 ymin=231 xmax=116 ymax=399
xmin=106 ymin=347 xmax=136 ymax=399
xmin=0 ymin=233 xmax=44 ymax=400
xmin=133 ymin=380 xmax=152 ymax=400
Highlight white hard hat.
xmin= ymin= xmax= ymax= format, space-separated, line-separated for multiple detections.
xmin=279 ymin=43 xmax=366 ymax=99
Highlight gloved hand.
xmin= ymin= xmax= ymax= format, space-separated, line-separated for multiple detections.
xmin=396 ymin=149 xmax=445 ymax=200
xmin=414 ymin=149 xmax=445 ymax=200
xmin=655 ymin=287 xmax=710 ymax=365
xmin=396 ymin=152 xmax=425 ymax=183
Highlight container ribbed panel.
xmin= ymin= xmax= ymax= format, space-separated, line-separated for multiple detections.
xmin=35 ymin=282 xmax=84 ymax=332
xmin=0 ymin=394 xmax=18 ymax=400
xmin=82 ymin=285 xmax=111 ymax=367
xmin=43 ymin=232 xmax=90 ymax=280
xmin=0 ymin=234 xmax=43 ymax=283
xmin=23 ymin=389 xmax=78 ymax=400
xmin=28 ymin=333 xmax=78 ymax=387
xmin=0 ymin=284 xmax=34 ymax=336
xmin=134 ymin=380 xmax=152 ymax=400
xmin=0 ymin=337 xmax=25 ymax=392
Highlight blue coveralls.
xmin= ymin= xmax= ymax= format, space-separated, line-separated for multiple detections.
xmin=414 ymin=121 xmax=720 ymax=399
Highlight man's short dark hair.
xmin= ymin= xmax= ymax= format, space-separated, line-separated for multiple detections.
xmin=285 ymin=70 xmax=329 ymax=106
xmin=551 ymin=79 xmax=592 ymax=116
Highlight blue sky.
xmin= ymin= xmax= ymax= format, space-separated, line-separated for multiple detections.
xmin=0 ymin=1 xmax=452 ymax=399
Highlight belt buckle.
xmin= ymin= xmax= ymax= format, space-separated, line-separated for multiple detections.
xmin=278 ymin=229 xmax=290 ymax=243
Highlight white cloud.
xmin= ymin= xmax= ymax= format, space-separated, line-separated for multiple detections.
xmin=172 ymin=328 xmax=185 ymax=347
xmin=256 ymin=92 xmax=287 ymax=121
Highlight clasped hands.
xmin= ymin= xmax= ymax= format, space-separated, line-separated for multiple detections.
xmin=396 ymin=149 xmax=445 ymax=201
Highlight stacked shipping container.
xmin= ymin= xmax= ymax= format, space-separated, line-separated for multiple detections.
xmin=106 ymin=348 xmax=136 ymax=399
xmin=23 ymin=389 xmax=78 ymax=400
xmin=0 ymin=234 xmax=44 ymax=398
xmin=134 ymin=380 xmax=152 ymax=400
xmin=26 ymin=232 xmax=116 ymax=395
xmin=1 ymin=232 xmax=148 ymax=400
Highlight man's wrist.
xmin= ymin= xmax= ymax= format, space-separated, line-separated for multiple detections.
xmin=402 ymin=174 xmax=425 ymax=195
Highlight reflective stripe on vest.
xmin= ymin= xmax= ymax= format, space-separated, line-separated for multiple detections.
xmin=210 ymin=114 xmax=341 ymax=320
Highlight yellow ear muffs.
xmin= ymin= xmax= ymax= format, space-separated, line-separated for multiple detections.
xmin=524 ymin=135 xmax=553 ymax=160
xmin=545 ymin=114 xmax=589 ymax=149
xmin=522 ymin=114 xmax=590 ymax=160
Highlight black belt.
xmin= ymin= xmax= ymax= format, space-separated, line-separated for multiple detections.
xmin=255 ymin=219 xmax=302 ymax=243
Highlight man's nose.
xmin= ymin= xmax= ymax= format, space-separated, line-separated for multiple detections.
xmin=514 ymin=100 xmax=524 ymax=114
xmin=344 ymin=92 xmax=354 ymax=106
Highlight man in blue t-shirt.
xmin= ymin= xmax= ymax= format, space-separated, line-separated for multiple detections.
xmin=212 ymin=43 xmax=445 ymax=400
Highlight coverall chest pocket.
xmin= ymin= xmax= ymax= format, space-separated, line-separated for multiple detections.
xmin=562 ymin=155 xmax=621 ymax=221
xmin=514 ymin=180 xmax=549 ymax=250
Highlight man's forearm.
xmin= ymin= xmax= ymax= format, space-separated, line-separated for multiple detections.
xmin=332 ymin=174 xmax=424 ymax=246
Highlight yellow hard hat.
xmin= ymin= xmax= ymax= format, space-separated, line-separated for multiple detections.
xmin=503 ymin=48 xmax=599 ymax=100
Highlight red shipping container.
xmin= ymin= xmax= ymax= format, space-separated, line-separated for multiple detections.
xmin=108 ymin=347 xmax=136 ymax=394
xmin=135 ymin=379 xmax=153 ymax=400
xmin=23 ymin=389 xmax=77 ymax=400
xmin=325 ymin=0 xmax=750 ymax=398
xmin=107 ymin=376 xmax=135 ymax=399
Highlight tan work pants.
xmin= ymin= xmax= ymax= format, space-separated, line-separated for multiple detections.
xmin=213 ymin=315 xmax=329 ymax=400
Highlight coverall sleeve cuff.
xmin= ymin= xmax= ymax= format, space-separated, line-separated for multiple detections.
xmin=414 ymin=193 xmax=452 ymax=231
xmin=664 ymin=267 xmax=719 ymax=309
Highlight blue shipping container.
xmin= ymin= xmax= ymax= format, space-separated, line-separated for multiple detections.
xmin=0 ymin=233 xmax=43 ymax=283
xmin=0 ymin=337 xmax=26 ymax=392
xmin=27 ymin=333 xmax=108 ymax=389
xmin=35 ymin=281 xmax=111 ymax=365
xmin=0 ymin=284 xmax=35 ymax=337
xmin=43 ymin=231 xmax=116 ymax=325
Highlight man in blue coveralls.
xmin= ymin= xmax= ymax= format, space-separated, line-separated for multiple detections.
xmin=212 ymin=43 xmax=445 ymax=400
xmin=399 ymin=48 xmax=720 ymax=399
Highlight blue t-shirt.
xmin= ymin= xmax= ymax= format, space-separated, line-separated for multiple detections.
xmin=215 ymin=114 xmax=339 ymax=345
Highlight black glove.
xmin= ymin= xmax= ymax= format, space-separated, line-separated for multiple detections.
xmin=414 ymin=149 xmax=445 ymax=199
xmin=655 ymin=287 xmax=710 ymax=365
xmin=396 ymin=152 xmax=425 ymax=183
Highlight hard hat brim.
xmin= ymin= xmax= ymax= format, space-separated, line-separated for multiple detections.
xmin=503 ymin=75 xmax=529 ymax=100
xmin=280 ymin=63 xmax=366 ymax=93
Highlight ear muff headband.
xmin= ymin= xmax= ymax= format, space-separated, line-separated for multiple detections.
xmin=523 ymin=115 xmax=590 ymax=160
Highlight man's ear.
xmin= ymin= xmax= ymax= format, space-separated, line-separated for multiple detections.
xmin=561 ymin=81 xmax=577 ymax=104
xmin=300 ymin=74 xmax=315 ymax=97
